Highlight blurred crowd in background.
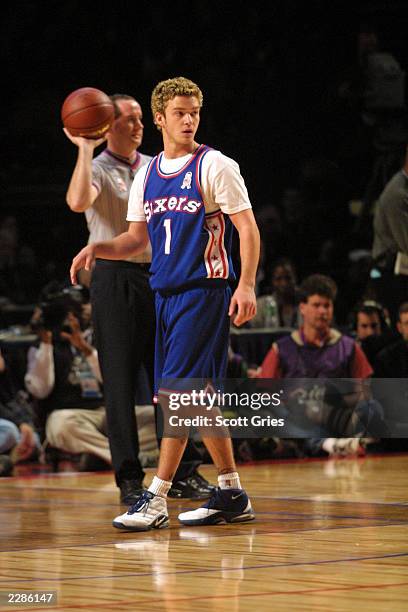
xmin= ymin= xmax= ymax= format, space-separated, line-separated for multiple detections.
xmin=1 ymin=3 xmax=408 ymax=475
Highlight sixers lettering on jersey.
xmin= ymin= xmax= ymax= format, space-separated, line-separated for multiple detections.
xmin=143 ymin=195 xmax=202 ymax=220
xmin=143 ymin=145 xmax=236 ymax=292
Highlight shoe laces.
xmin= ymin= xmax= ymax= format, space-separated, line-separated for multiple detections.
xmin=127 ymin=491 xmax=153 ymax=515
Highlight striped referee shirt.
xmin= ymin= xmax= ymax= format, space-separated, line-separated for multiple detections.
xmin=86 ymin=148 xmax=152 ymax=263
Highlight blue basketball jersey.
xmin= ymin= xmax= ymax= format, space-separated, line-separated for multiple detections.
xmin=143 ymin=144 xmax=236 ymax=292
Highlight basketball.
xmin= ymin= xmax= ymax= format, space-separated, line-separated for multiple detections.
xmin=61 ymin=87 xmax=115 ymax=139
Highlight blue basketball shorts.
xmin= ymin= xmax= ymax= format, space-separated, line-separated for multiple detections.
xmin=154 ymin=285 xmax=231 ymax=398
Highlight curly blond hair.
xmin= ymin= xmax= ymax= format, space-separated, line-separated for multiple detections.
xmin=151 ymin=77 xmax=203 ymax=130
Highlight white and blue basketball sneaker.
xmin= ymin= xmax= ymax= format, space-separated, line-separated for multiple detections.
xmin=113 ymin=491 xmax=169 ymax=531
xmin=178 ymin=488 xmax=255 ymax=526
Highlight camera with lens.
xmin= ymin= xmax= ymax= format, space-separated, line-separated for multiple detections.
xmin=31 ymin=284 xmax=89 ymax=336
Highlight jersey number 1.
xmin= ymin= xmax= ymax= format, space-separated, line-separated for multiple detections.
xmin=164 ymin=219 xmax=172 ymax=255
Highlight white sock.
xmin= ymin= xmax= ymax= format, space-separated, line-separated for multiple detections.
xmin=148 ymin=476 xmax=172 ymax=498
xmin=218 ymin=472 xmax=242 ymax=490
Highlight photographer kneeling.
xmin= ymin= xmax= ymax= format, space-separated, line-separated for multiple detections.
xmin=25 ymin=285 xmax=112 ymax=471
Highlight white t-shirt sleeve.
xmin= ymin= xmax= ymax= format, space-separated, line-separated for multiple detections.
xmin=24 ymin=343 xmax=55 ymax=399
xmin=201 ymin=150 xmax=252 ymax=215
xmin=127 ymin=163 xmax=149 ymax=222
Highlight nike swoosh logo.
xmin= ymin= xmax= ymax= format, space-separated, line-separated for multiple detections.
xmin=231 ymin=493 xmax=244 ymax=500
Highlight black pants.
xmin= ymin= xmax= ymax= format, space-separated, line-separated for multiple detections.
xmin=91 ymin=259 xmax=202 ymax=485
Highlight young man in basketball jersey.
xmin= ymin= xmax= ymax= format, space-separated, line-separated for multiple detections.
xmin=70 ymin=77 xmax=260 ymax=530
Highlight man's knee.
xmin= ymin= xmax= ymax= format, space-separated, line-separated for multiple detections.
xmin=46 ymin=410 xmax=80 ymax=448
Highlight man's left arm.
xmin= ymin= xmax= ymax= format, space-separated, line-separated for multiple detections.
xmin=229 ymin=209 xmax=260 ymax=326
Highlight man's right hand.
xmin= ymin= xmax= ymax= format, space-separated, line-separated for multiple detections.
xmin=70 ymin=244 xmax=97 ymax=284
xmin=60 ymin=313 xmax=93 ymax=356
xmin=63 ymin=128 xmax=106 ymax=149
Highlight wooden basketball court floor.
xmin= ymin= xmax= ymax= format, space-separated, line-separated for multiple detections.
xmin=0 ymin=454 xmax=407 ymax=611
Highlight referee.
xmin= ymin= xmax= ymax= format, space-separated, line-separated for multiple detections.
xmin=64 ymin=94 xmax=213 ymax=503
